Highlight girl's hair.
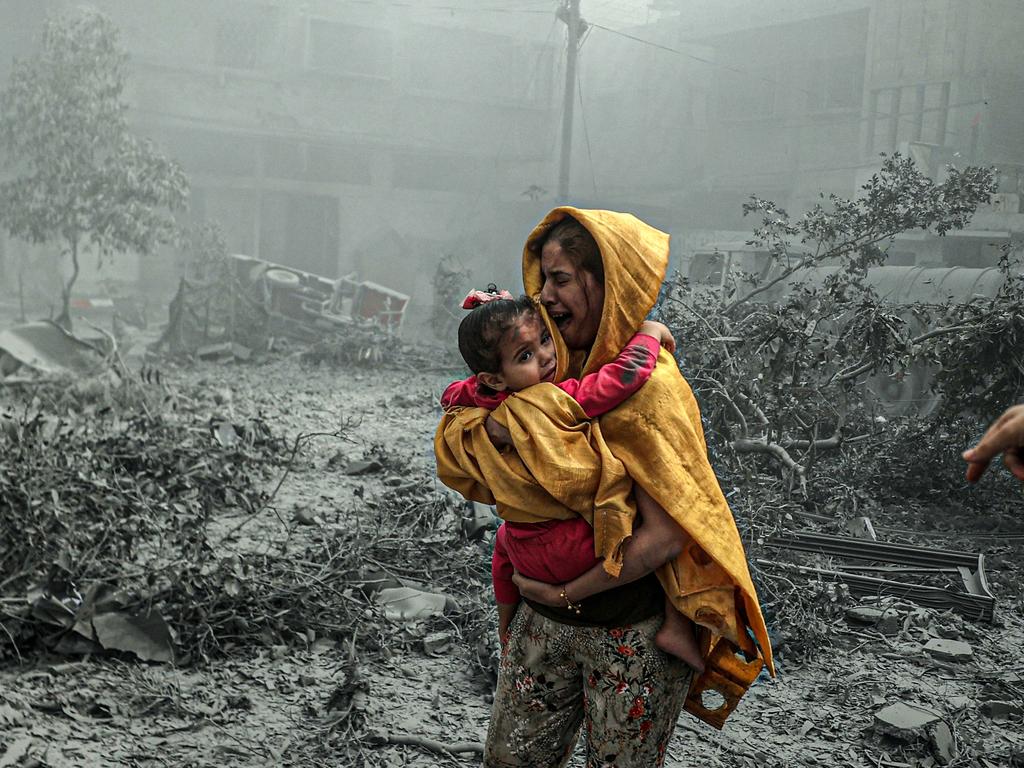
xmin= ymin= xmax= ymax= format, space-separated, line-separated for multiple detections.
xmin=458 ymin=292 xmax=536 ymax=375
xmin=540 ymin=216 xmax=604 ymax=284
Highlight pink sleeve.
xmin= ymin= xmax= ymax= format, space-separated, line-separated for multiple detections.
xmin=441 ymin=376 xmax=507 ymax=411
xmin=492 ymin=525 xmax=521 ymax=605
xmin=557 ymin=332 xmax=661 ymax=418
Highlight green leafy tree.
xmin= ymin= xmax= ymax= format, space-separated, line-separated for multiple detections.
xmin=657 ymin=154 xmax=1006 ymax=494
xmin=0 ymin=10 xmax=188 ymax=328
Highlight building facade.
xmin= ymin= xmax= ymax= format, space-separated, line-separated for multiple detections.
xmin=0 ymin=0 xmax=563 ymax=316
xmin=584 ymin=0 xmax=1024 ymax=267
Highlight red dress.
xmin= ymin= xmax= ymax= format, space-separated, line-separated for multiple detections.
xmin=441 ymin=332 xmax=661 ymax=604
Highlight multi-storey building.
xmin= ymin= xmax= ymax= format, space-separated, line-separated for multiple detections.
xmin=0 ymin=0 xmax=562 ymax=312
xmin=582 ymin=0 xmax=1024 ymax=267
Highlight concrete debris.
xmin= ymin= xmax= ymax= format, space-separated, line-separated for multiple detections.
xmin=196 ymin=341 xmax=251 ymax=362
xmin=929 ymin=721 xmax=956 ymax=765
xmin=845 ymin=605 xmax=902 ymax=635
xmin=0 ymin=320 xmax=109 ymax=378
xmin=945 ymin=696 xmax=972 ymax=713
xmin=422 ymin=631 xmax=453 ymax=656
xmin=344 ymin=459 xmax=384 ymax=476
xmin=375 ymin=587 xmax=449 ymax=622
xmin=980 ymin=700 xmax=1023 ymax=721
xmin=873 ymin=701 xmax=940 ymax=740
xmin=922 ymin=638 xmax=974 ymax=662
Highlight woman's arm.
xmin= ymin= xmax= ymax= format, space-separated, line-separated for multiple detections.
xmin=511 ymin=486 xmax=687 ymax=606
xmin=485 ymin=414 xmax=513 ymax=448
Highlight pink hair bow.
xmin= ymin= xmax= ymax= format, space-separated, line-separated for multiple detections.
xmin=462 ymin=288 xmax=514 ymax=310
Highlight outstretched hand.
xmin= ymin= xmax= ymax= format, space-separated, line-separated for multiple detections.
xmin=511 ymin=571 xmax=563 ymax=607
xmin=963 ymin=404 xmax=1024 ymax=483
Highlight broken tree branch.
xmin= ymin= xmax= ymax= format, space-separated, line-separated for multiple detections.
xmin=381 ymin=733 xmax=484 ymax=757
xmin=730 ymin=436 xmax=807 ymax=494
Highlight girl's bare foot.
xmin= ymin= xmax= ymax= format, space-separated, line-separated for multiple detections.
xmin=656 ymin=608 xmax=706 ymax=673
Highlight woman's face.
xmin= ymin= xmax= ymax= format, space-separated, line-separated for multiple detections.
xmin=539 ymin=240 xmax=605 ymax=351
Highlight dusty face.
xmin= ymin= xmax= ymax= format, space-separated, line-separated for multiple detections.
xmin=478 ymin=312 xmax=556 ymax=393
xmin=538 ymin=241 xmax=605 ymax=351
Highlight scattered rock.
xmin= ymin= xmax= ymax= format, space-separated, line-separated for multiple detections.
xmin=422 ymin=631 xmax=453 ymax=655
xmin=344 ymin=458 xmax=383 ymax=475
xmin=197 ymin=342 xmax=233 ymax=360
xmin=923 ymin=638 xmax=973 ymax=663
xmin=874 ymin=702 xmax=940 ymax=740
xmin=945 ymin=696 xmax=972 ymax=713
xmin=376 ymin=587 xmax=449 ymax=622
xmin=390 ymin=393 xmax=422 ymax=408
xmin=845 ymin=605 xmax=902 ymax=635
xmin=293 ymin=506 xmax=318 ymax=525
xmin=980 ymin=700 xmax=1023 ymax=721
xmin=929 ymin=721 xmax=956 ymax=765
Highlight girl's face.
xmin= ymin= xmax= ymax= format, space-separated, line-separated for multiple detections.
xmin=478 ymin=312 xmax=556 ymax=393
xmin=539 ymin=240 xmax=605 ymax=351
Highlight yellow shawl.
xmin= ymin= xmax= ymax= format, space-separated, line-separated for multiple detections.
xmin=435 ymin=207 xmax=773 ymax=675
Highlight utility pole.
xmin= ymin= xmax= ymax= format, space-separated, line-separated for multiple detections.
xmin=557 ymin=0 xmax=584 ymax=200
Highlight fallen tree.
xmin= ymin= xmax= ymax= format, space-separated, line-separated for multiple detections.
xmin=658 ymin=154 xmax=1022 ymax=496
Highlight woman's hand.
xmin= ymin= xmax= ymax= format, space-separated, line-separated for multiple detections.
xmin=511 ymin=571 xmax=563 ymax=607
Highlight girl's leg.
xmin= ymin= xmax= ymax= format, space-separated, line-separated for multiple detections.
xmin=655 ymin=596 xmax=706 ymax=673
xmin=485 ymin=603 xmax=585 ymax=768
xmin=633 ymin=485 xmax=706 ymax=671
xmin=578 ymin=613 xmax=692 ymax=768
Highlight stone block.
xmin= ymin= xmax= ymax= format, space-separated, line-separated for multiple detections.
xmin=874 ymin=702 xmax=940 ymax=740
xmin=923 ymin=638 xmax=973 ymax=662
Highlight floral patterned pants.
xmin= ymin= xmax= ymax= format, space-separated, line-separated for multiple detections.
xmin=484 ymin=603 xmax=692 ymax=768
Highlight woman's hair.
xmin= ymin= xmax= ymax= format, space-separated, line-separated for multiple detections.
xmin=458 ymin=293 xmax=537 ymax=375
xmin=540 ymin=216 xmax=604 ymax=284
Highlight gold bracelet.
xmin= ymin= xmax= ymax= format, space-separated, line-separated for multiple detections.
xmin=559 ymin=585 xmax=582 ymax=615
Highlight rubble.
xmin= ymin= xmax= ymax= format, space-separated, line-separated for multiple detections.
xmin=845 ymin=605 xmax=902 ymax=635
xmin=929 ymin=721 xmax=957 ymax=765
xmin=945 ymin=696 xmax=972 ymax=712
xmin=0 ymin=320 xmax=110 ymax=379
xmin=344 ymin=459 xmax=384 ymax=476
xmin=873 ymin=701 xmax=940 ymax=740
xmin=980 ymin=700 xmax=1023 ymax=721
xmin=376 ymin=587 xmax=450 ymax=622
xmin=923 ymin=638 xmax=974 ymax=663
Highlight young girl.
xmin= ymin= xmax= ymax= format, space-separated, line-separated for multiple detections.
xmin=441 ymin=286 xmax=705 ymax=673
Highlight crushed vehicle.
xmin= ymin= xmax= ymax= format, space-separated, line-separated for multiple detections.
xmin=154 ymin=254 xmax=410 ymax=358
